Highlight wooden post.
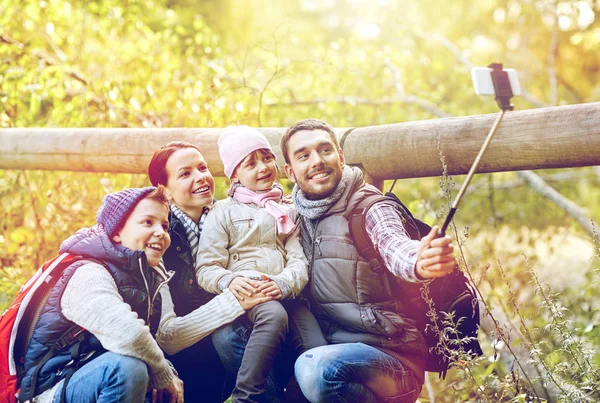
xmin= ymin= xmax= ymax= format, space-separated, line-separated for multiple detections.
xmin=1 ymin=103 xmax=598 ymax=178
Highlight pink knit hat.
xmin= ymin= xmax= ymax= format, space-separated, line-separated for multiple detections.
xmin=218 ymin=125 xmax=273 ymax=178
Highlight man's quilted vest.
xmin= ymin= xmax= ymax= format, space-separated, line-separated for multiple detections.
xmin=19 ymin=253 xmax=163 ymax=399
xmin=306 ymin=184 xmax=428 ymax=358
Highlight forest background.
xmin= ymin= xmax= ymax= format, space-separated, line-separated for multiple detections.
xmin=1 ymin=0 xmax=599 ymax=402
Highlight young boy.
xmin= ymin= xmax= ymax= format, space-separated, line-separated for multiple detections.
xmin=19 ymin=187 xmax=184 ymax=403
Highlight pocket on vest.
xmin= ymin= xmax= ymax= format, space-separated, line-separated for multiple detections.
xmin=363 ymin=304 xmax=408 ymax=337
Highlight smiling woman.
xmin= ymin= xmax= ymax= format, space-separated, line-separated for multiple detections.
xmin=147 ymin=141 xmax=271 ymax=403
xmin=149 ymin=142 xmax=215 ymax=221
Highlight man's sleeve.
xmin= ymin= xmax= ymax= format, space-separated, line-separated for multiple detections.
xmin=364 ymin=201 xmax=425 ymax=283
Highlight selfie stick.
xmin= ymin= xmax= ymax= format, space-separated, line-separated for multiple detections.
xmin=438 ymin=63 xmax=514 ymax=236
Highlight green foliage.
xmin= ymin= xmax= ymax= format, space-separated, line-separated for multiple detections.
xmin=1 ymin=0 xmax=599 ymax=401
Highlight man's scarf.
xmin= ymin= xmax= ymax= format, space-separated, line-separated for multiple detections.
xmin=292 ymin=165 xmax=354 ymax=247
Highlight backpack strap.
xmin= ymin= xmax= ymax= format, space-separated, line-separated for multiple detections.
xmin=25 ymin=324 xmax=87 ymax=402
xmin=348 ymin=194 xmax=389 ymax=273
xmin=348 ymin=193 xmax=424 ymax=273
xmin=57 ymin=328 xmax=96 ymax=403
xmin=19 ymin=257 xmax=101 ymax=402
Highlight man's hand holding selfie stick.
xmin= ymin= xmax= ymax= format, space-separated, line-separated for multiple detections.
xmin=416 ymin=226 xmax=456 ymax=280
xmin=416 ymin=63 xmax=520 ymax=280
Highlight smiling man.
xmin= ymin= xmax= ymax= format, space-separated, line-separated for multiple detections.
xmin=281 ymin=118 xmax=457 ymax=403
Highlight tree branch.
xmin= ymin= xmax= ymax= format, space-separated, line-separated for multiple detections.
xmin=465 ymin=171 xmax=589 ymax=196
xmin=516 ymin=170 xmax=596 ymax=237
xmin=0 ymin=33 xmax=24 ymax=49
xmin=384 ymin=60 xmax=405 ymax=97
xmin=592 ymin=167 xmax=600 ymax=182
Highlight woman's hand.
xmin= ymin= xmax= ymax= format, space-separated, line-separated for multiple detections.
xmin=228 ymin=277 xmax=258 ymax=301
xmin=239 ymin=292 xmax=273 ymax=310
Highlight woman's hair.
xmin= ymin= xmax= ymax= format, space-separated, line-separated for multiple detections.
xmin=148 ymin=141 xmax=201 ymax=186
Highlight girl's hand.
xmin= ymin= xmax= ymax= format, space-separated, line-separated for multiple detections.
xmin=256 ymin=274 xmax=283 ymax=300
xmin=228 ymin=277 xmax=257 ymax=301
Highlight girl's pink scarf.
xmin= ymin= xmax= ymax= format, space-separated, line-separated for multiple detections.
xmin=232 ymin=185 xmax=296 ymax=235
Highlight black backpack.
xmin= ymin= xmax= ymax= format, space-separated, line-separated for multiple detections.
xmin=348 ymin=192 xmax=483 ymax=378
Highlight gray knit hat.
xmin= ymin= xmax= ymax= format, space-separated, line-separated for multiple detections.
xmin=96 ymin=187 xmax=156 ymax=237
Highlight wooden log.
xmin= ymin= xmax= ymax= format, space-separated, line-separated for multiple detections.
xmin=0 ymin=103 xmax=598 ymax=178
xmin=342 ymin=102 xmax=600 ymax=179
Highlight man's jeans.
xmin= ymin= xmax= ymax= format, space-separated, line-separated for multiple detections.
xmin=295 ymin=343 xmax=422 ymax=403
xmin=52 ymin=352 xmax=149 ymax=403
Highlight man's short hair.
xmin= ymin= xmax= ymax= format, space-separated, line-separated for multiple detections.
xmin=280 ymin=118 xmax=339 ymax=164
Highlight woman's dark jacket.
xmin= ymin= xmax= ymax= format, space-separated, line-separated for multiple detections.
xmin=162 ymin=211 xmax=215 ymax=316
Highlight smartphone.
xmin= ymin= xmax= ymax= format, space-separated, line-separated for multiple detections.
xmin=471 ymin=66 xmax=521 ymax=96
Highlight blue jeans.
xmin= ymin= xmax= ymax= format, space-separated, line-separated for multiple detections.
xmin=295 ymin=343 xmax=422 ymax=403
xmin=52 ymin=352 xmax=149 ymax=403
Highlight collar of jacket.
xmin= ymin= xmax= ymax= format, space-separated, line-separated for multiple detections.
xmin=320 ymin=166 xmax=367 ymax=217
xmin=168 ymin=210 xmax=191 ymax=248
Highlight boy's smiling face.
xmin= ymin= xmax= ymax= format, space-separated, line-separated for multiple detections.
xmin=112 ymin=198 xmax=171 ymax=267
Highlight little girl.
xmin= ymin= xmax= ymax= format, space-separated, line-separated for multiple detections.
xmin=196 ymin=125 xmax=325 ymax=402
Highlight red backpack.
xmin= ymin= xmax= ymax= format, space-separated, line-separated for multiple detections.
xmin=0 ymin=253 xmax=85 ymax=403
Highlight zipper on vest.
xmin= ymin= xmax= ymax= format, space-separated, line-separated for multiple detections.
xmin=147 ymin=263 xmax=174 ymax=320
xmin=138 ymin=257 xmax=152 ymax=324
xmin=314 ymin=236 xmax=322 ymax=256
xmin=150 ymin=276 xmax=171 ymax=308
